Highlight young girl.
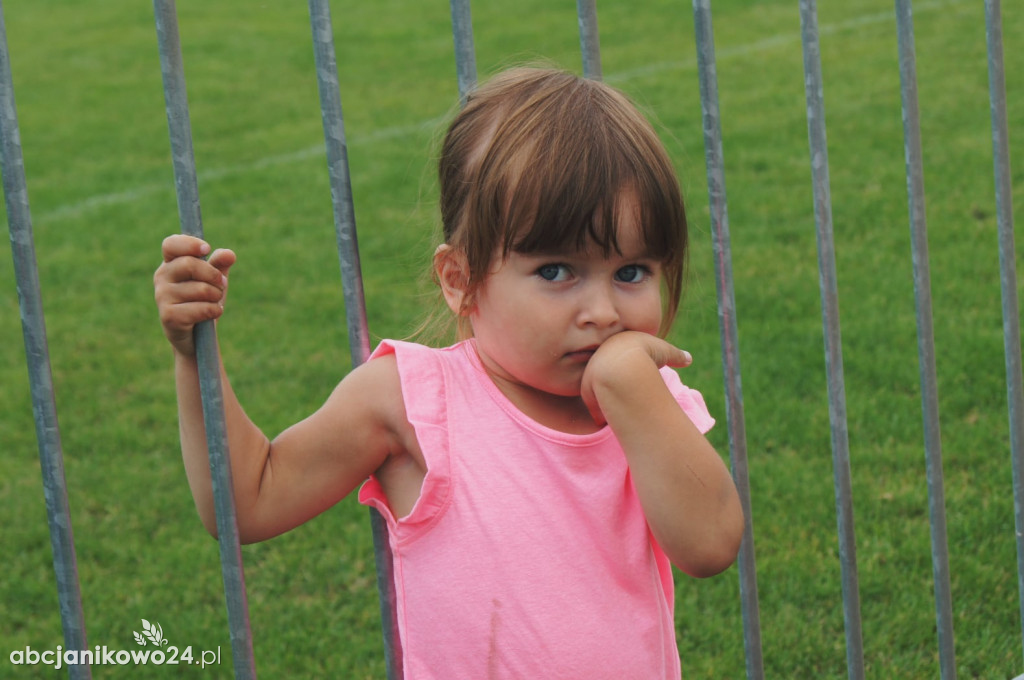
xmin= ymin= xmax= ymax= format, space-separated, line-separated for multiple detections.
xmin=154 ymin=66 xmax=743 ymax=678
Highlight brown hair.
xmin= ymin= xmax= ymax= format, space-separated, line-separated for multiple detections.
xmin=437 ymin=66 xmax=688 ymax=338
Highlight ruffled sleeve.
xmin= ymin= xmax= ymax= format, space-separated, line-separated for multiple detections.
xmin=358 ymin=340 xmax=452 ymax=542
xmin=658 ymin=366 xmax=716 ymax=435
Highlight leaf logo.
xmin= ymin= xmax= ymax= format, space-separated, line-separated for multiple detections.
xmin=134 ymin=619 xmax=169 ymax=647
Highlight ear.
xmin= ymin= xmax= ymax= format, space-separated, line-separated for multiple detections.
xmin=434 ymin=244 xmax=472 ymax=315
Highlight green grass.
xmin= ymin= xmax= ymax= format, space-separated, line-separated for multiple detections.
xmin=1 ymin=0 xmax=1022 ymax=677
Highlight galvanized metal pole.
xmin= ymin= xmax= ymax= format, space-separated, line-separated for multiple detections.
xmin=576 ymin=0 xmax=602 ymax=80
xmin=984 ymin=0 xmax=1024 ymax=666
xmin=307 ymin=0 xmax=371 ymax=367
xmin=306 ymin=2 xmax=401 ymax=678
xmin=893 ymin=2 xmax=957 ymax=677
xmin=449 ymin=0 xmax=477 ymax=102
xmin=0 ymin=3 xmax=91 ymax=678
xmin=152 ymin=2 xmax=257 ymax=678
xmin=797 ymin=2 xmax=865 ymax=678
xmin=691 ymin=2 xmax=764 ymax=678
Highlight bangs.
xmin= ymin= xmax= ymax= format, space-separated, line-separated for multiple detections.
xmin=506 ymin=174 xmax=680 ymax=262
xmin=495 ymin=97 xmax=684 ymax=266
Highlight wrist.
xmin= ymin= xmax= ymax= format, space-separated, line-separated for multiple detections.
xmin=587 ymin=345 xmax=660 ymax=404
xmin=172 ymin=344 xmax=199 ymax=364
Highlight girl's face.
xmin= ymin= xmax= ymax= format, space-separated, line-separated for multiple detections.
xmin=467 ymin=200 xmax=664 ymax=415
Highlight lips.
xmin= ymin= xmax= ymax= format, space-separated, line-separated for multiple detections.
xmin=564 ymin=345 xmax=599 ymax=362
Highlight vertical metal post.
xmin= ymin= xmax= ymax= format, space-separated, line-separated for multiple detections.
xmin=797 ymin=2 xmax=865 ymax=678
xmin=0 ymin=3 xmax=92 ymax=677
xmin=307 ymin=0 xmax=371 ymax=367
xmin=449 ymin=0 xmax=477 ymax=102
xmin=893 ymin=2 xmax=957 ymax=677
xmin=576 ymin=0 xmax=602 ymax=80
xmin=690 ymin=2 xmax=764 ymax=678
xmin=152 ymin=2 xmax=257 ymax=678
xmin=984 ymin=0 xmax=1024 ymax=666
xmin=306 ymin=2 xmax=401 ymax=678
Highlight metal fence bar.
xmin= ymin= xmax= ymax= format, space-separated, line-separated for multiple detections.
xmin=983 ymin=0 xmax=1024 ymax=666
xmin=308 ymin=0 xmax=371 ymax=367
xmin=796 ymin=2 xmax=865 ymax=678
xmin=690 ymin=2 xmax=764 ymax=678
xmin=152 ymin=2 xmax=257 ymax=677
xmin=449 ymin=0 xmax=477 ymax=102
xmin=893 ymin=2 xmax=957 ymax=677
xmin=576 ymin=0 xmax=602 ymax=80
xmin=306 ymin=2 xmax=401 ymax=678
xmin=0 ymin=3 xmax=92 ymax=677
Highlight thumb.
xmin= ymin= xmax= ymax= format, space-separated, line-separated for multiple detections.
xmin=208 ymin=248 xmax=236 ymax=277
xmin=208 ymin=248 xmax=236 ymax=306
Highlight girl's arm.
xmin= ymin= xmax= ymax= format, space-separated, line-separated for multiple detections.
xmin=155 ymin=235 xmax=403 ymax=543
xmin=582 ymin=331 xmax=744 ymax=578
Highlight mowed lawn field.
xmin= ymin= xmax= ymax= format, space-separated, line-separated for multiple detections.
xmin=1 ymin=0 xmax=1021 ymax=677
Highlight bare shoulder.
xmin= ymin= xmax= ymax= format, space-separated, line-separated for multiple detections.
xmin=322 ymin=353 xmax=408 ymax=439
xmin=334 ymin=352 xmax=425 ymax=464
xmin=272 ymin=352 xmax=411 ymax=474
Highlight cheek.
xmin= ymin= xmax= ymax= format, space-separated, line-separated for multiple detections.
xmin=626 ymin=291 xmax=664 ymax=332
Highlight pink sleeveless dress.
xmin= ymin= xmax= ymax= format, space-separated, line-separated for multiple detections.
xmin=359 ymin=339 xmax=715 ymax=679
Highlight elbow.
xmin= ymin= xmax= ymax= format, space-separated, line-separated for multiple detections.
xmin=193 ymin=496 xmax=220 ymax=539
xmin=201 ymin=515 xmax=267 ymax=545
xmin=199 ymin=509 xmax=221 ymax=541
xmin=200 ymin=502 xmax=273 ymax=544
xmin=196 ymin=496 xmax=257 ymax=543
xmin=675 ymin=504 xmax=746 ymax=579
xmin=681 ymin=539 xmax=741 ymax=579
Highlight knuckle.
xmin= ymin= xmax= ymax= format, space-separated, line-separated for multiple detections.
xmin=158 ymin=307 xmax=177 ymax=327
xmin=161 ymin=233 xmax=207 ymax=259
xmin=161 ymin=234 xmax=186 ymax=257
xmin=204 ymin=284 xmax=225 ymax=303
xmin=200 ymin=302 xmax=224 ymax=322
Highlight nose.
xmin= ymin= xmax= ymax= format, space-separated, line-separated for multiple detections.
xmin=576 ymin=281 xmax=621 ymax=329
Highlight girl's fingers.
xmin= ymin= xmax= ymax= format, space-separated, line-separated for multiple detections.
xmin=661 ymin=346 xmax=693 ymax=369
xmin=163 ymin=279 xmax=227 ymax=305
xmin=161 ymin=234 xmax=210 ymax=262
xmin=207 ymin=248 xmax=236 ymax=276
xmin=157 ymin=250 xmax=229 ymax=289
xmin=159 ymin=301 xmax=224 ymax=356
xmin=155 ymin=236 xmax=234 ymax=356
xmin=156 ymin=285 xmax=225 ymax=331
xmin=625 ymin=333 xmax=693 ymax=370
xmin=160 ymin=299 xmax=224 ymax=327
xmin=159 ymin=238 xmax=233 ymax=286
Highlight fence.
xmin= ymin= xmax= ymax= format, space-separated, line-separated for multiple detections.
xmin=2 ymin=1 xmax=1021 ymax=678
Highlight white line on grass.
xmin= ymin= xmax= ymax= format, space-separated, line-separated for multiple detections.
xmin=604 ymin=0 xmax=967 ymax=84
xmin=38 ymin=0 xmax=966 ymax=225
xmin=39 ymin=117 xmax=447 ymax=224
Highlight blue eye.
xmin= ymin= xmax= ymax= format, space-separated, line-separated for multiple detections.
xmin=537 ymin=264 xmax=570 ymax=282
xmin=615 ymin=264 xmax=648 ymax=283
